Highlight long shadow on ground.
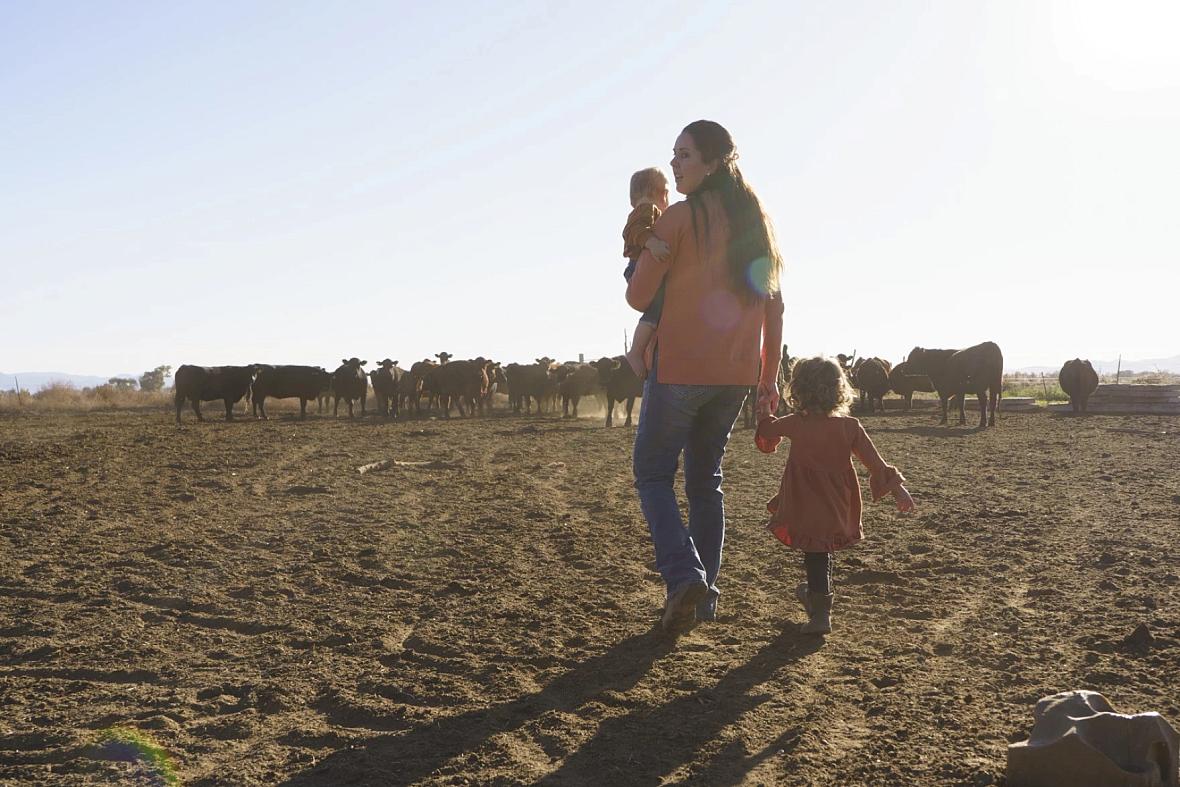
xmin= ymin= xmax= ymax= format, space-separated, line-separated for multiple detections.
xmin=539 ymin=628 xmax=822 ymax=785
xmin=278 ymin=627 xmax=674 ymax=786
xmin=279 ymin=626 xmax=821 ymax=786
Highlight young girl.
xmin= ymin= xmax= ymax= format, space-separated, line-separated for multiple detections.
xmin=755 ymin=356 xmax=915 ymax=634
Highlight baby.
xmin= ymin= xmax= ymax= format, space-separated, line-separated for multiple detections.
xmin=621 ymin=167 xmax=670 ymax=379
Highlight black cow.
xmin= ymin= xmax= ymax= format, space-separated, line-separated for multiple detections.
xmin=332 ymin=358 xmax=368 ymax=418
xmin=553 ymin=362 xmax=602 ymax=418
xmin=1059 ymin=359 xmax=1099 ymax=413
xmin=317 ymin=377 xmax=333 ymax=414
xmin=591 ymin=356 xmax=644 ymax=427
xmin=174 ymin=364 xmax=260 ymax=424
xmin=251 ymin=365 xmax=331 ymax=420
xmin=505 ymin=358 xmax=554 ymax=414
xmin=907 ymin=342 xmax=1004 ymax=428
xmin=369 ymin=359 xmax=402 ymax=418
xmin=888 ymin=361 xmax=936 ymax=411
xmin=427 ymin=358 xmax=490 ymax=418
xmin=850 ymin=357 xmax=892 ymax=413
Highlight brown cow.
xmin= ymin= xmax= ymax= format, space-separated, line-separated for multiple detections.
xmin=474 ymin=359 xmax=503 ymax=416
xmin=404 ymin=359 xmax=437 ymax=415
xmin=592 ymin=356 xmax=644 ymax=427
xmin=850 ymin=357 xmax=892 ymax=413
xmin=906 ymin=342 xmax=1003 ymax=427
xmin=1059 ymin=359 xmax=1099 ymax=413
xmin=888 ymin=361 xmax=936 ymax=411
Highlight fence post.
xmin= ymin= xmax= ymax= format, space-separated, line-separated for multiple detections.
xmin=1040 ymin=373 xmax=1049 ymax=401
xmin=14 ymin=376 xmax=21 ymax=407
xmin=1116 ymin=355 xmax=1121 ymax=385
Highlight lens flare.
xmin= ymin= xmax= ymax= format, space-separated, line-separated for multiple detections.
xmin=96 ymin=727 xmax=179 ymax=786
xmin=701 ymin=290 xmax=740 ymax=331
xmin=746 ymin=256 xmax=772 ymax=296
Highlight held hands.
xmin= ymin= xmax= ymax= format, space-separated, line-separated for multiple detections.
xmin=754 ymin=417 xmax=781 ymax=454
xmin=644 ymin=236 xmax=671 ymax=261
xmin=893 ymin=485 xmax=915 ymax=514
xmin=755 ymin=379 xmax=780 ymax=421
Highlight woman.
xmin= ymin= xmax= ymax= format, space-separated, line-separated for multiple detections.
xmin=627 ymin=120 xmax=785 ymax=634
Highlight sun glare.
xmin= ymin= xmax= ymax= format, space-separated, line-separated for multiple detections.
xmin=1050 ymin=0 xmax=1180 ymax=90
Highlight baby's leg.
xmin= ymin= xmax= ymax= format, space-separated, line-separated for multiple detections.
xmin=625 ymin=319 xmax=656 ymax=380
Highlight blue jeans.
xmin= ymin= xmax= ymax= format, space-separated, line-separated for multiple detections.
xmin=633 ymin=355 xmax=748 ymax=614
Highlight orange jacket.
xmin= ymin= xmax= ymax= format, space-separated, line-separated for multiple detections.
xmin=626 ymin=192 xmax=783 ymax=386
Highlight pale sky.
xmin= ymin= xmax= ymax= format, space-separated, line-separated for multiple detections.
xmin=2 ymin=0 xmax=1177 ymax=376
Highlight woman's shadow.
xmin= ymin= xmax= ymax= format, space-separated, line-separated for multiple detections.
xmin=279 ymin=624 xmax=822 ymax=786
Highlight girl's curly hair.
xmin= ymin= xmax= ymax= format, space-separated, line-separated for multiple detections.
xmin=787 ymin=356 xmax=854 ymax=416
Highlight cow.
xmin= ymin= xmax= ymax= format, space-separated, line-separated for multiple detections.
xmin=850 ymin=357 xmax=892 ymax=414
xmin=427 ymin=358 xmax=489 ymax=418
xmin=1059 ymin=359 xmax=1099 ymax=413
xmin=592 ymin=356 xmax=644 ymax=427
xmin=552 ymin=362 xmax=602 ymax=418
xmin=317 ymin=376 xmax=333 ymax=414
xmin=331 ymin=358 xmax=368 ymax=418
xmin=906 ymin=342 xmax=1004 ymax=428
xmin=505 ymin=358 xmax=555 ymax=414
xmin=836 ymin=351 xmax=857 ymax=377
xmin=174 ymin=364 xmax=260 ymax=424
xmin=888 ymin=361 xmax=937 ymax=411
xmin=251 ymin=365 xmax=331 ymax=420
xmin=403 ymin=359 xmax=437 ymax=415
xmin=369 ymin=359 xmax=402 ymax=418
xmin=480 ymin=362 xmax=506 ymax=415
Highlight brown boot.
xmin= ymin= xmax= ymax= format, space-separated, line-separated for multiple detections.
xmin=800 ymin=592 xmax=833 ymax=635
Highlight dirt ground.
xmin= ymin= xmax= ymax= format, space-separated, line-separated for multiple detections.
xmin=2 ymin=402 xmax=1179 ymax=785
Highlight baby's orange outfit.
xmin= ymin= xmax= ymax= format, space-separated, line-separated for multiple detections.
xmin=756 ymin=414 xmax=904 ymax=552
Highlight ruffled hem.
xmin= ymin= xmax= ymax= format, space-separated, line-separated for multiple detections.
xmin=766 ymin=520 xmax=862 ymax=552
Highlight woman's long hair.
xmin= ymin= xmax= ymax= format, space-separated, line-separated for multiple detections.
xmin=682 ymin=120 xmax=783 ymax=301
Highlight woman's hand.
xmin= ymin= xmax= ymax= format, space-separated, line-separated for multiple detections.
xmin=644 ymin=236 xmax=671 ymax=261
xmin=755 ymin=379 xmax=779 ymax=421
xmin=893 ymin=485 xmax=915 ymax=514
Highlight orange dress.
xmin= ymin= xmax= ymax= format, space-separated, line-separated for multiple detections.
xmin=755 ymin=414 xmax=905 ymax=552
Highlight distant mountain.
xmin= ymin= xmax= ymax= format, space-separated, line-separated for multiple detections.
xmin=0 ymin=371 xmax=169 ymax=392
xmin=1012 ymin=355 xmax=1180 ymax=375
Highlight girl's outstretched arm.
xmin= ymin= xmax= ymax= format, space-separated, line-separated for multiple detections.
xmin=851 ymin=420 xmax=908 ymax=504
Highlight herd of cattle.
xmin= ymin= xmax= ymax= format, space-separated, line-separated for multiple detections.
xmin=172 ymin=341 xmax=1103 ymax=428
xmin=173 ymin=354 xmax=646 ymax=426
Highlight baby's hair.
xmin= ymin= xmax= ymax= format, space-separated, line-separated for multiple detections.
xmin=630 ymin=167 xmax=668 ymax=207
xmin=787 ymin=356 xmax=854 ymax=416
